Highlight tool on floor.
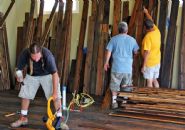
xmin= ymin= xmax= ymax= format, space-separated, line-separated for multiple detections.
xmin=5 ymin=111 xmax=20 ymax=117
xmin=42 ymin=97 xmax=62 ymax=130
xmin=43 ymin=96 xmax=69 ymax=130
xmin=68 ymin=91 xmax=95 ymax=112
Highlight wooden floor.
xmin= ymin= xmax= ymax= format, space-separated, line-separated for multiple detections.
xmin=1 ymin=90 xmax=185 ymax=130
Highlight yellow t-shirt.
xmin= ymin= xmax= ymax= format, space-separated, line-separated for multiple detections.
xmin=142 ymin=25 xmax=161 ymax=67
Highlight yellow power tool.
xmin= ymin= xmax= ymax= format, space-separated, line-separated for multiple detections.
xmin=43 ymin=97 xmax=61 ymax=130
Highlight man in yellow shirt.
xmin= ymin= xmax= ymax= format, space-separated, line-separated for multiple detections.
xmin=141 ymin=7 xmax=161 ymax=88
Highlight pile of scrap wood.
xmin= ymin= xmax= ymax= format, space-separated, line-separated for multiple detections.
xmin=109 ymin=87 xmax=185 ymax=125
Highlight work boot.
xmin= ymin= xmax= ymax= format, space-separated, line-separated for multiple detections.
xmin=112 ymin=102 xmax=118 ymax=109
xmin=10 ymin=115 xmax=28 ymax=128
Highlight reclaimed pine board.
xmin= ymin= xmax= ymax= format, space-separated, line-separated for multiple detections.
xmin=0 ymin=1 xmax=14 ymax=90
xmin=179 ymin=0 xmax=185 ymax=89
xmin=60 ymin=0 xmax=72 ymax=86
xmin=34 ymin=0 xmax=44 ymax=42
xmin=0 ymin=0 xmax=15 ymax=27
xmin=160 ymin=0 xmax=179 ymax=88
xmin=96 ymin=24 xmax=107 ymax=95
xmin=132 ymin=0 xmax=144 ymax=87
xmin=0 ymin=26 xmax=10 ymax=90
xmin=24 ymin=0 xmax=35 ymax=48
xmin=90 ymin=0 xmax=104 ymax=94
xmin=54 ymin=0 xmax=64 ymax=59
xmin=109 ymin=110 xmax=185 ymax=125
xmin=73 ymin=0 xmax=89 ymax=92
xmin=112 ymin=0 xmax=121 ymax=36
xmin=83 ymin=16 xmax=95 ymax=94
xmin=128 ymin=0 xmax=141 ymax=36
xmin=41 ymin=0 xmax=58 ymax=46
xmin=158 ymin=0 xmax=168 ymax=85
xmin=122 ymin=1 xmax=129 ymax=22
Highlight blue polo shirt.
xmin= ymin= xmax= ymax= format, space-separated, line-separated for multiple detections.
xmin=106 ymin=34 xmax=139 ymax=74
xmin=17 ymin=47 xmax=57 ymax=76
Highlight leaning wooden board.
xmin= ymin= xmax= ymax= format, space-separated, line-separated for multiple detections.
xmin=0 ymin=0 xmax=15 ymax=90
xmin=0 ymin=23 xmax=10 ymax=90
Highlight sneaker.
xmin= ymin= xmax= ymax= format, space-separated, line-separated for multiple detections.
xmin=112 ymin=102 xmax=118 ymax=109
xmin=10 ymin=116 xmax=28 ymax=128
xmin=54 ymin=117 xmax=62 ymax=129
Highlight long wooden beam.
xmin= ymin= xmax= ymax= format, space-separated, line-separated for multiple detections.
xmin=73 ymin=0 xmax=89 ymax=92
xmin=0 ymin=0 xmax=15 ymax=27
xmin=41 ymin=0 xmax=58 ymax=46
xmin=179 ymin=0 xmax=185 ymax=89
xmin=160 ymin=0 xmax=179 ymax=88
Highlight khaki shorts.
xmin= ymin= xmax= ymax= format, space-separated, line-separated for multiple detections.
xmin=19 ymin=74 xmax=61 ymax=100
xmin=143 ymin=64 xmax=160 ymax=79
xmin=110 ymin=72 xmax=132 ymax=92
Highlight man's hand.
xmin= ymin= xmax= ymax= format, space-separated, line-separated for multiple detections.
xmin=104 ymin=63 xmax=110 ymax=71
xmin=141 ymin=66 xmax=146 ymax=73
xmin=143 ymin=7 xmax=148 ymax=14
xmin=15 ymin=70 xmax=24 ymax=82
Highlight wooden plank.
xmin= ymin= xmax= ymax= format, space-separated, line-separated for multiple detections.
xmin=160 ymin=0 xmax=179 ymax=88
xmin=103 ymin=0 xmax=110 ymax=24
xmin=179 ymin=0 xmax=185 ymax=89
xmin=109 ymin=111 xmax=185 ymax=125
xmin=101 ymin=86 xmax=111 ymax=110
xmin=112 ymin=0 xmax=121 ymax=36
xmin=96 ymin=24 xmax=107 ymax=95
xmin=83 ymin=16 xmax=95 ymax=93
xmin=83 ymin=0 xmax=97 ymax=94
xmin=152 ymin=0 xmax=159 ymax=24
xmin=132 ymin=0 xmax=144 ymax=87
xmin=122 ymin=1 xmax=129 ymax=22
xmin=0 ymin=1 xmax=15 ymax=90
xmin=128 ymin=0 xmax=141 ymax=35
xmin=101 ymin=0 xmax=110 ymax=95
xmin=73 ymin=0 xmax=89 ymax=92
xmin=60 ymin=0 xmax=73 ymax=86
xmin=54 ymin=0 xmax=64 ymax=59
xmin=34 ymin=0 xmax=44 ymax=42
xmin=68 ymin=60 xmax=76 ymax=93
xmin=158 ymin=0 xmax=168 ymax=85
xmin=0 ymin=26 xmax=10 ymax=90
xmin=90 ymin=0 xmax=104 ymax=94
xmin=24 ymin=0 xmax=35 ymax=48
xmin=0 ymin=0 xmax=15 ymax=27
xmin=122 ymin=104 xmax=185 ymax=114
xmin=41 ymin=0 xmax=58 ymax=46
xmin=16 ymin=27 xmax=23 ymax=64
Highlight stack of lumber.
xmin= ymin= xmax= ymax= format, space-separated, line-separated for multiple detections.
xmin=109 ymin=87 xmax=185 ymax=125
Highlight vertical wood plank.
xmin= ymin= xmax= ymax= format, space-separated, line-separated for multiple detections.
xmin=178 ymin=0 xmax=185 ymax=89
xmin=161 ymin=0 xmax=179 ymax=88
xmin=83 ymin=16 xmax=95 ymax=93
xmin=122 ymin=1 xmax=129 ymax=22
xmin=73 ymin=0 xmax=89 ymax=92
xmin=112 ymin=0 xmax=121 ymax=36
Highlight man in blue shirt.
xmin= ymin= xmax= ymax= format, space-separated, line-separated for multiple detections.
xmin=104 ymin=22 xmax=139 ymax=109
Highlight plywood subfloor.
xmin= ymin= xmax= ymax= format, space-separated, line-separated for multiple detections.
xmin=0 ymin=90 xmax=185 ymax=130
